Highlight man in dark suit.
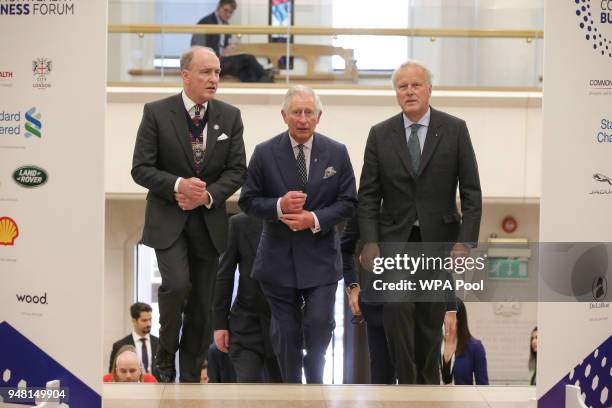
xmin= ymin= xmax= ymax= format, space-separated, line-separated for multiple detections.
xmin=108 ymin=303 xmax=159 ymax=376
xmin=340 ymin=216 xmax=395 ymax=384
xmin=212 ymin=212 xmax=282 ymax=383
xmin=239 ymin=86 xmax=357 ymax=383
xmin=190 ymin=0 xmax=273 ymax=83
xmin=131 ymin=46 xmax=247 ymax=383
xmin=358 ymin=60 xmax=482 ymax=384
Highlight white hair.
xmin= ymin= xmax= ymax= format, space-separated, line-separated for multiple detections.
xmin=391 ymin=60 xmax=433 ymax=89
xmin=282 ymin=85 xmax=323 ymax=113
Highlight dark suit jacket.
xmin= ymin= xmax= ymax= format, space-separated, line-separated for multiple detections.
xmin=239 ymin=132 xmax=357 ymax=289
xmin=108 ymin=334 xmax=159 ymax=373
xmin=213 ymin=213 xmax=276 ymax=357
xmin=191 ymin=13 xmax=228 ymax=57
xmin=131 ymin=93 xmax=247 ymax=252
xmin=358 ymin=107 xmax=482 ymax=245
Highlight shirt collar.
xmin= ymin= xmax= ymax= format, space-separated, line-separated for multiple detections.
xmin=403 ymin=106 xmax=431 ymax=129
xmin=132 ymin=331 xmax=150 ymax=342
xmin=182 ymin=91 xmax=208 ymax=115
xmin=288 ymin=133 xmax=314 ymax=150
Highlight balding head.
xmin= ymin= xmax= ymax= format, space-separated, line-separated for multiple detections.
xmin=115 ymin=350 xmax=142 ymax=382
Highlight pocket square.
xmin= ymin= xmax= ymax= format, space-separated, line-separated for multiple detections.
xmin=323 ymin=166 xmax=337 ymax=179
xmin=217 ymin=133 xmax=229 ymax=141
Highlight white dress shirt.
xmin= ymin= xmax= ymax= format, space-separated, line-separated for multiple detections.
xmin=131 ymin=331 xmax=152 ymax=373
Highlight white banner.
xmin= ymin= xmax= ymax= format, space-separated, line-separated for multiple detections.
xmin=0 ymin=1 xmax=106 ymax=406
xmin=540 ymin=1 xmax=611 ymax=407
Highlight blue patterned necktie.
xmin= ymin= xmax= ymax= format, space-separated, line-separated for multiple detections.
xmin=408 ymin=123 xmax=422 ymax=175
xmin=296 ymin=144 xmax=307 ymax=190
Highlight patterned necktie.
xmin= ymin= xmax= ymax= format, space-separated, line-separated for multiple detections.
xmin=296 ymin=144 xmax=307 ymax=190
xmin=408 ymin=123 xmax=422 ymax=175
xmin=140 ymin=337 xmax=149 ymax=373
xmin=191 ymin=104 xmax=205 ymax=173
xmin=193 ymin=104 xmax=203 ymax=127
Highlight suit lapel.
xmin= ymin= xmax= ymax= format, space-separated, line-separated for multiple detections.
xmin=389 ymin=113 xmax=414 ymax=177
xmin=419 ymin=107 xmax=443 ymax=174
xmin=200 ymin=99 xmax=222 ymax=174
xmin=169 ymin=94 xmax=196 ymax=174
xmin=306 ymin=133 xmax=330 ymax=197
xmin=272 ymin=132 xmax=300 ymax=191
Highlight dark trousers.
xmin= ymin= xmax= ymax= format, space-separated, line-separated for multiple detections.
xmin=220 ymin=54 xmax=266 ymax=83
xmin=261 ymin=282 xmax=337 ymax=383
xmin=229 ymin=345 xmax=282 ymax=383
xmin=155 ymin=210 xmax=218 ymax=383
xmin=360 ymin=302 xmax=395 ymax=384
xmin=382 ymin=225 xmax=446 ymax=384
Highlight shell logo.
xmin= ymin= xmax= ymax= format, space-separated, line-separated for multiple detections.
xmin=0 ymin=217 xmax=19 ymax=246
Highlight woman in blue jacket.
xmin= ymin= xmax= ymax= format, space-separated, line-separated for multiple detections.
xmin=441 ymin=299 xmax=489 ymax=385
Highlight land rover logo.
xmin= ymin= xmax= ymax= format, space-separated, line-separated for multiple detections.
xmin=12 ymin=166 xmax=48 ymax=188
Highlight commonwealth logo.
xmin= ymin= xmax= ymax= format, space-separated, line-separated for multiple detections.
xmin=0 ymin=216 xmax=19 ymax=246
xmin=24 ymin=107 xmax=41 ymax=138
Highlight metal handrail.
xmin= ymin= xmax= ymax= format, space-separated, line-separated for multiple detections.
xmin=108 ymin=24 xmax=543 ymax=39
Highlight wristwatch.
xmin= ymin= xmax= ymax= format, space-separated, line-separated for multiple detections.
xmin=345 ymin=283 xmax=360 ymax=296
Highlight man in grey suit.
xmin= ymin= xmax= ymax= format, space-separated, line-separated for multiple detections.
xmin=358 ymin=61 xmax=482 ymax=384
xmin=131 ymin=46 xmax=247 ymax=383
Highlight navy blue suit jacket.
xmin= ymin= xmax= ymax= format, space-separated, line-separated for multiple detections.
xmin=451 ymin=338 xmax=489 ymax=385
xmin=239 ymin=131 xmax=357 ymax=289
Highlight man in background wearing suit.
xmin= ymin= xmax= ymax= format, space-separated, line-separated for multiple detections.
xmin=132 ymin=46 xmax=247 ymax=382
xmin=358 ymin=61 xmax=482 ymax=384
xmin=108 ymin=302 xmax=159 ymax=377
xmin=190 ymin=0 xmax=273 ymax=83
xmin=239 ymin=86 xmax=357 ymax=383
xmin=340 ymin=216 xmax=395 ymax=384
xmin=212 ymin=212 xmax=282 ymax=383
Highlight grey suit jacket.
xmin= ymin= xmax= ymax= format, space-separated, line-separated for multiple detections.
xmin=131 ymin=93 xmax=247 ymax=252
xmin=358 ymin=107 xmax=481 ymax=245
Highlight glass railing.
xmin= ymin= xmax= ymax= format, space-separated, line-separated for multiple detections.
xmin=107 ymin=0 xmax=544 ymax=89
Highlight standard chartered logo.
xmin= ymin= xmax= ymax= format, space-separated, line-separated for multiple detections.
xmin=24 ymin=107 xmax=41 ymax=138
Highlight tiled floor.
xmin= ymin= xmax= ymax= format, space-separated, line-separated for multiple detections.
xmin=102 ymin=384 xmax=537 ymax=408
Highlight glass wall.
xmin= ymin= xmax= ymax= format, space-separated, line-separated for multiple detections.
xmin=107 ymin=0 xmax=544 ymax=88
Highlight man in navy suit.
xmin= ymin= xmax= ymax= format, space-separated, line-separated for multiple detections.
xmin=239 ymin=85 xmax=357 ymax=383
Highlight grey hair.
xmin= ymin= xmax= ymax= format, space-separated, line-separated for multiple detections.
xmin=282 ymin=85 xmax=323 ymax=113
xmin=391 ymin=60 xmax=433 ymax=89
xmin=180 ymin=46 xmax=217 ymax=70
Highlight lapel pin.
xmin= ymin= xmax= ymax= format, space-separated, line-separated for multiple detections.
xmin=314 ymin=158 xmax=318 ymax=162
xmin=214 ymin=124 xmax=219 ymax=130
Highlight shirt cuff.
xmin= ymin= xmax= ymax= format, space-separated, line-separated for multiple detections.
xmin=204 ymin=191 xmax=213 ymax=209
xmin=276 ymin=198 xmax=284 ymax=219
xmin=310 ymin=211 xmax=321 ymax=234
xmin=174 ymin=177 xmax=182 ymax=193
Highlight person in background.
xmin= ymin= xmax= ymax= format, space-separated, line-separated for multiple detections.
xmin=529 ymin=326 xmax=537 ymax=385
xmin=200 ymin=360 xmax=209 ymax=383
xmin=441 ymin=299 xmax=489 ymax=385
xmin=191 ymin=0 xmax=273 ymax=83
xmin=104 ymin=345 xmax=158 ymax=383
xmin=340 ymin=215 xmax=395 ymax=384
xmin=108 ymin=302 xmax=158 ymax=377
xmin=207 ymin=343 xmax=236 ymax=383
xmin=212 ymin=212 xmax=282 ymax=383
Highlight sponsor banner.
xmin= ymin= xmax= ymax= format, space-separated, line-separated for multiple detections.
xmin=0 ymin=0 xmax=106 ymax=406
xmin=540 ymin=1 xmax=612 ymax=407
